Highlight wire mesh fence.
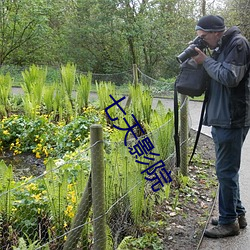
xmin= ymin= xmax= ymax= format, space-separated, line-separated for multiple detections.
xmin=0 ymin=64 xmax=175 ymax=97
xmin=0 ymin=65 xmax=190 ymax=249
xmin=0 ymin=112 xmax=189 ymax=249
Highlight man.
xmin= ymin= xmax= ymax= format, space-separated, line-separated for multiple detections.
xmin=192 ymin=15 xmax=250 ymax=238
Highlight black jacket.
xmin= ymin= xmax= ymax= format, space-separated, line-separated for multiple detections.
xmin=203 ymin=26 xmax=250 ymax=128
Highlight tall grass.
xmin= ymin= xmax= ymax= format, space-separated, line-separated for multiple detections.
xmin=21 ymin=65 xmax=47 ymax=118
xmin=43 ymin=84 xmax=55 ymax=114
xmin=105 ymin=133 xmax=146 ymax=241
xmin=0 ymin=73 xmax=12 ymax=116
xmin=96 ymin=81 xmax=116 ymax=110
xmin=48 ymin=63 xmax=77 ymax=121
xmin=129 ymin=84 xmax=152 ymax=124
xmin=96 ymin=81 xmax=119 ymax=126
xmin=0 ymin=161 xmax=14 ymax=223
xmin=43 ymin=159 xmax=68 ymax=227
xmin=146 ymin=100 xmax=175 ymax=161
xmin=61 ymin=63 xmax=76 ymax=103
xmin=76 ymin=72 xmax=92 ymax=112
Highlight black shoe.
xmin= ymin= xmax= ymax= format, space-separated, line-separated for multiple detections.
xmin=204 ymin=222 xmax=240 ymax=238
xmin=211 ymin=214 xmax=247 ymax=229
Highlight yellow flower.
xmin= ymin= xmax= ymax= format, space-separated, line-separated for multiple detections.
xmin=43 ymin=147 xmax=49 ymax=157
xmin=71 ymin=195 xmax=76 ymax=204
xmin=65 ymin=205 xmax=74 ymax=218
xmin=32 ymin=193 xmax=42 ymax=201
xmin=14 ymin=149 xmax=22 ymax=155
xmin=36 ymin=152 xmax=41 ymax=159
xmin=3 ymin=130 xmax=9 ymax=135
xmin=26 ymin=183 xmax=37 ymax=191
xmin=12 ymin=207 xmax=17 ymax=212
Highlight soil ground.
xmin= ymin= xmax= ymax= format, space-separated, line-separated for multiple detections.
xmin=159 ymin=130 xmax=217 ymax=250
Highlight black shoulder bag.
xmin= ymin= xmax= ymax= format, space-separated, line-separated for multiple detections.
xmin=175 ymin=58 xmax=208 ymax=97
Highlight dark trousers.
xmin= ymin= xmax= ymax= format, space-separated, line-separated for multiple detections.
xmin=211 ymin=126 xmax=249 ymax=225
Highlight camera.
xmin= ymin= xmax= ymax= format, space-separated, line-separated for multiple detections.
xmin=176 ymin=36 xmax=208 ymax=64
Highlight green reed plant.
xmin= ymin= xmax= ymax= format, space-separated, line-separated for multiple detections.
xmin=105 ymin=129 xmax=147 ymax=227
xmin=129 ymin=84 xmax=152 ymax=124
xmin=60 ymin=63 xmax=76 ymax=103
xmin=53 ymin=83 xmax=65 ymax=121
xmin=21 ymin=65 xmax=47 ymax=118
xmin=127 ymin=160 xmax=145 ymax=225
xmin=141 ymin=89 xmax=153 ymax=124
xmin=0 ymin=161 xmax=14 ymax=222
xmin=43 ymin=159 xmax=69 ymax=233
xmin=52 ymin=82 xmax=74 ymax=122
xmin=129 ymin=84 xmax=142 ymax=121
xmin=43 ymin=84 xmax=55 ymax=114
xmin=76 ymin=72 xmax=92 ymax=112
xmin=146 ymin=100 xmax=175 ymax=161
xmin=0 ymin=73 xmax=12 ymax=117
xmin=157 ymin=182 xmax=172 ymax=204
xmin=96 ymin=81 xmax=116 ymax=110
xmin=96 ymin=81 xmax=119 ymax=126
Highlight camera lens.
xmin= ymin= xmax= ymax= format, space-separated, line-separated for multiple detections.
xmin=176 ymin=36 xmax=207 ymax=63
xmin=176 ymin=45 xmax=198 ymax=63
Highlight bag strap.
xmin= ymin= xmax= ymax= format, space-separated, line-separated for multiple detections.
xmin=189 ymin=91 xmax=208 ymax=164
xmin=174 ymin=80 xmax=180 ymax=168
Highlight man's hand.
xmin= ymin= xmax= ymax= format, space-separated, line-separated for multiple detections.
xmin=192 ymin=47 xmax=207 ymax=64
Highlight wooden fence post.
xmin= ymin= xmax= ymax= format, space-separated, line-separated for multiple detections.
xmin=133 ymin=64 xmax=138 ymax=86
xmin=180 ymin=94 xmax=188 ymax=176
xmin=91 ymin=124 xmax=106 ymax=250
